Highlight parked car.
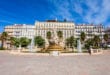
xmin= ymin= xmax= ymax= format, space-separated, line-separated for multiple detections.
xmin=107 ymin=45 xmax=110 ymax=48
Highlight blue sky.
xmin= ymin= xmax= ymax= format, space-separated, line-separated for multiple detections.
xmin=0 ymin=0 xmax=110 ymax=32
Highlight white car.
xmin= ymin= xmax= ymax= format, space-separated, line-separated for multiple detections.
xmin=107 ymin=45 xmax=110 ymax=48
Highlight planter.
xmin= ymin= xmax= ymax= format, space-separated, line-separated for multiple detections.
xmin=90 ymin=48 xmax=102 ymax=55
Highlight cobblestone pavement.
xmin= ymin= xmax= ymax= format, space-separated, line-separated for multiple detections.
xmin=0 ymin=51 xmax=110 ymax=75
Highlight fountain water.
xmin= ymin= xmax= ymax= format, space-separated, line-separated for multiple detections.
xmin=77 ymin=39 xmax=82 ymax=53
xmin=29 ymin=37 xmax=35 ymax=52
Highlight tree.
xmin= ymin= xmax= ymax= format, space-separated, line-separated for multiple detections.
xmin=20 ymin=37 xmax=31 ymax=48
xmin=80 ymin=32 xmax=86 ymax=44
xmin=10 ymin=37 xmax=20 ymax=48
xmin=103 ymin=34 xmax=109 ymax=44
xmin=66 ymin=38 xmax=70 ymax=46
xmin=74 ymin=38 xmax=78 ymax=48
xmin=34 ymin=36 xmax=45 ymax=47
xmin=46 ymin=31 xmax=51 ymax=39
xmin=85 ymin=39 xmax=94 ymax=49
xmin=57 ymin=31 xmax=63 ymax=39
xmin=14 ymin=38 xmax=20 ymax=48
xmin=66 ymin=36 xmax=74 ymax=48
xmin=93 ymin=35 xmax=101 ymax=48
xmin=10 ymin=37 xmax=15 ymax=48
xmin=0 ymin=32 xmax=8 ymax=48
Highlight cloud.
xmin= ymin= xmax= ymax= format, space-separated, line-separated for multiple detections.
xmin=47 ymin=0 xmax=73 ymax=21
xmin=81 ymin=0 xmax=110 ymax=25
xmin=0 ymin=20 xmax=14 ymax=24
xmin=48 ymin=0 xmax=110 ymax=26
xmin=73 ymin=3 xmax=83 ymax=15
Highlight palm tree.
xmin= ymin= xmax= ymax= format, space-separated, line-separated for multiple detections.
xmin=69 ymin=36 xmax=74 ymax=48
xmin=46 ymin=31 xmax=51 ymax=39
xmin=80 ymin=32 xmax=86 ymax=44
xmin=85 ymin=39 xmax=94 ymax=49
xmin=0 ymin=32 xmax=8 ymax=48
xmin=103 ymin=34 xmax=109 ymax=45
xmin=66 ymin=36 xmax=74 ymax=48
xmin=57 ymin=31 xmax=63 ymax=44
xmin=57 ymin=31 xmax=63 ymax=39
xmin=93 ymin=35 xmax=101 ymax=48
xmin=10 ymin=37 xmax=15 ymax=48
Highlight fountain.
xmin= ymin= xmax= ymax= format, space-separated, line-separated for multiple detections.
xmin=18 ymin=44 xmax=21 ymax=52
xmin=29 ymin=37 xmax=35 ymax=52
xmin=47 ymin=29 xmax=63 ymax=56
xmin=77 ymin=39 xmax=82 ymax=53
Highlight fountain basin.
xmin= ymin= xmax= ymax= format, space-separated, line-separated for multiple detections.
xmin=50 ymin=51 xmax=60 ymax=56
xmin=47 ymin=44 xmax=63 ymax=56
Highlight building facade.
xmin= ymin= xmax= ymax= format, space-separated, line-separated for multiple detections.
xmin=5 ymin=24 xmax=35 ymax=39
xmin=4 ymin=24 xmax=35 ymax=49
xmin=105 ymin=27 xmax=110 ymax=44
xmin=4 ymin=21 xmax=106 ymax=49
xmin=0 ymin=33 xmax=1 ymax=47
xmin=4 ymin=22 xmax=105 ymax=40
xmin=35 ymin=20 xmax=75 ymax=39
xmin=75 ymin=24 xmax=105 ymax=39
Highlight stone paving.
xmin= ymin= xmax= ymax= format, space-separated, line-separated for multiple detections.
xmin=0 ymin=51 xmax=110 ymax=75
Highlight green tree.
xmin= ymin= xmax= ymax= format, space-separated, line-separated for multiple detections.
xmin=0 ymin=32 xmax=8 ymax=48
xmin=20 ymin=37 xmax=31 ymax=48
xmin=80 ymin=32 xmax=86 ymax=44
xmin=74 ymin=38 xmax=78 ymax=48
xmin=46 ymin=31 xmax=51 ymax=39
xmin=66 ymin=38 xmax=70 ymax=46
xmin=57 ymin=31 xmax=63 ymax=39
xmin=14 ymin=38 xmax=20 ymax=47
xmin=10 ymin=37 xmax=16 ymax=48
xmin=66 ymin=36 xmax=74 ymax=48
xmin=85 ymin=39 xmax=93 ymax=49
xmin=34 ymin=36 xmax=45 ymax=47
xmin=10 ymin=37 xmax=20 ymax=48
xmin=103 ymin=34 xmax=109 ymax=45
xmin=93 ymin=35 xmax=101 ymax=48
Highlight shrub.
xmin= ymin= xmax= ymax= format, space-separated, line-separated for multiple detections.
xmin=0 ymin=47 xmax=5 ymax=50
xmin=92 ymin=46 xmax=99 ymax=49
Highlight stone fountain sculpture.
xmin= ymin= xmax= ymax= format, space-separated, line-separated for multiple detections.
xmin=49 ymin=29 xmax=59 ymax=45
xmin=47 ymin=29 xmax=63 ymax=56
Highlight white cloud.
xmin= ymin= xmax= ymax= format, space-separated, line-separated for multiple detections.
xmin=83 ymin=0 xmax=110 ymax=25
xmin=47 ymin=0 xmax=73 ymax=20
xmin=48 ymin=0 xmax=110 ymax=26
xmin=73 ymin=2 xmax=83 ymax=15
xmin=0 ymin=20 xmax=14 ymax=24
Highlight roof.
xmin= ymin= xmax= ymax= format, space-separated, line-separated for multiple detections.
xmin=46 ymin=20 xmax=57 ymax=22
xmin=45 ymin=20 xmax=73 ymax=23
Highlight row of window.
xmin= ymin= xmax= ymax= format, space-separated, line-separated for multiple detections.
xmin=75 ymin=26 xmax=104 ymax=29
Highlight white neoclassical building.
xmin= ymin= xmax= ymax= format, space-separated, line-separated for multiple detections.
xmin=75 ymin=24 xmax=105 ymax=39
xmin=4 ymin=20 xmax=105 ymax=49
xmin=5 ymin=24 xmax=35 ymax=39
xmin=35 ymin=20 xmax=75 ymax=39
xmin=4 ymin=24 xmax=35 ymax=49
xmin=0 ymin=33 xmax=1 ymax=47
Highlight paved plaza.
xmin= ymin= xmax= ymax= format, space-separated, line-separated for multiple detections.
xmin=0 ymin=51 xmax=110 ymax=75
